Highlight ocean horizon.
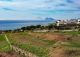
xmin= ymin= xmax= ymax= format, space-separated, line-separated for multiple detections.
xmin=0 ymin=20 xmax=55 ymax=30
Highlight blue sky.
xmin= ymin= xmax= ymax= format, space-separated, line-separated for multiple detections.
xmin=0 ymin=0 xmax=80 ymax=20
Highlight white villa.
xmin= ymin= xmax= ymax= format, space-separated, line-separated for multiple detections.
xmin=56 ymin=19 xmax=80 ymax=26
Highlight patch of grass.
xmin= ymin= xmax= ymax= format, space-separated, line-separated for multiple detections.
xmin=16 ymin=43 xmax=49 ymax=57
xmin=6 ymin=33 xmax=51 ymax=57
xmin=9 ymin=40 xmax=49 ymax=57
xmin=1 ymin=44 xmax=10 ymax=52
xmin=0 ymin=35 xmax=5 ymax=41
xmin=43 ymin=40 xmax=56 ymax=46
xmin=19 ymin=32 xmax=30 ymax=35
xmin=7 ymin=33 xmax=49 ymax=57
xmin=67 ymin=50 xmax=74 ymax=54
xmin=66 ymin=40 xmax=80 ymax=48
xmin=62 ymin=31 xmax=79 ymax=36
xmin=0 ymin=35 xmax=10 ymax=52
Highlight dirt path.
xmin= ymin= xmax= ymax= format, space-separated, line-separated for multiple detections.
xmin=5 ymin=35 xmax=11 ymax=45
xmin=5 ymin=35 xmax=37 ymax=57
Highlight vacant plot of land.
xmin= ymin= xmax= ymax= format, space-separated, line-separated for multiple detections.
xmin=7 ymin=31 xmax=80 ymax=57
xmin=0 ymin=34 xmax=22 ymax=57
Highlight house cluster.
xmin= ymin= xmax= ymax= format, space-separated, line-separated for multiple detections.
xmin=56 ymin=19 xmax=80 ymax=26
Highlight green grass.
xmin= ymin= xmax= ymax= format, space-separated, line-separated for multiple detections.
xmin=7 ymin=33 xmax=49 ymax=57
xmin=6 ymin=31 xmax=80 ymax=57
xmin=66 ymin=50 xmax=74 ymax=54
xmin=1 ymin=44 xmax=10 ymax=51
xmin=13 ymin=42 xmax=48 ymax=57
xmin=62 ymin=39 xmax=80 ymax=48
xmin=68 ymin=40 xmax=80 ymax=48
xmin=43 ymin=40 xmax=56 ymax=46
xmin=0 ymin=35 xmax=6 ymax=41
xmin=58 ymin=31 xmax=80 ymax=48
xmin=0 ymin=34 xmax=10 ymax=52
xmin=19 ymin=32 xmax=30 ymax=35
xmin=62 ymin=31 xmax=80 ymax=35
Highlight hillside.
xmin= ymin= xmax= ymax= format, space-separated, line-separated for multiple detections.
xmin=0 ymin=34 xmax=24 ymax=57
xmin=5 ymin=31 xmax=80 ymax=57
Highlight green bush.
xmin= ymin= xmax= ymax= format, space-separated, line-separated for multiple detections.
xmin=67 ymin=50 xmax=74 ymax=54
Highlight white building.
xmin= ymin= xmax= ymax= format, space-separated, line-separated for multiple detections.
xmin=56 ymin=19 xmax=80 ymax=26
xmin=56 ymin=20 xmax=67 ymax=26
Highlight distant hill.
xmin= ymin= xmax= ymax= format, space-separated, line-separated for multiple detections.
xmin=45 ymin=17 xmax=55 ymax=20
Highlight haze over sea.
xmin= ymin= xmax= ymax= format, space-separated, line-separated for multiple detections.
xmin=0 ymin=20 xmax=55 ymax=30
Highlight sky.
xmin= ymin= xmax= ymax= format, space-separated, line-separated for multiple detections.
xmin=0 ymin=0 xmax=80 ymax=20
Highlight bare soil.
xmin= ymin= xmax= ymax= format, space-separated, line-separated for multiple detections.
xmin=30 ymin=32 xmax=71 ymax=41
xmin=0 ymin=51 xmax=21 ymax=57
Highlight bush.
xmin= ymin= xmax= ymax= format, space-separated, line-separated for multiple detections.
xmin=67 ymin=50 xmax=74 ymax=54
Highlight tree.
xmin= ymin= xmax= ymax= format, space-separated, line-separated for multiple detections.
xmin=0 ymin=30 xmax=2 ymax=34
xmin=47 ymin=24 xmax=54 ymax=30
xmin=26 ymin=26 xmax=31 ymax=30
xmin=30 ymin=25 xmax=36 ymax=30
xmin=16 ymin=29 xmax=21 ymax=32
xmin=36 ymin=24 xmax=41 ymax=28
xmin=21 ymin=27 xmax=26 ymax=31
xmin=40 ymin=26 xmax=45 ymax=30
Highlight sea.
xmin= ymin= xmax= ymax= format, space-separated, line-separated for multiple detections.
xmin=0 ymin=20 xmax=55 ymax=30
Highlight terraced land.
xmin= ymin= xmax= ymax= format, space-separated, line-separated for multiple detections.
xmin=0 ymin=34 xmax=22 ymax=57
xmin=7 ymin=31 xmax=80 ymax=57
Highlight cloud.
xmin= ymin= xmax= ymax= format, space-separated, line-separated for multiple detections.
xmin=66 ymin=0 xmax=73 ymax=3
xmin=0 ymin=0 xmax=80 ymax=20
xmin=44 ymin=0 xmax=54 ymax=3
xmin=59 ymin=4 xmax=66 ymax=6
xmin=3 ymin=7 xmax=16 ymax=11
xmin=0 ymin=0 xmax=12 ymax=2
xmin=0 ymin=0 xmax=80 ymax=11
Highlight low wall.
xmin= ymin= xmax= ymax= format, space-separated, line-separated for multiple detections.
xmin=5 ymin=35 xmax=37 ymax=57
xmin=10 ymin=44 xmax=37 ymax=57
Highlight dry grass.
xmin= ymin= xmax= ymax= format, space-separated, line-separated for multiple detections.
xmin=6 ymin=31 xmax=80 ymax=57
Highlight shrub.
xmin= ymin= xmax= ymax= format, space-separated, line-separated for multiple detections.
xmin=67 ymin=50 xmax=74 ymax=54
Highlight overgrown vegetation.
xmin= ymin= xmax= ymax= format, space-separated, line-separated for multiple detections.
xmin=0 ymin=35 xmax=10 ymax=52
xmin=19 ymin=32 xmax=30 ymax=35
xmin=43 ymin=40 xmax=56 ymax=46
xmin=6 ymin=31 xmax=80 ymax=57
xmin=7 ymin=33 xmax=49 ymax=57
xmin=9 ymin=40 xmax=49 ymax=57
xmin=67 ymin=50 xmax=74 ymax=54
xmin=18 ymin=43 xmax=48 ymax=57
xmin=66 ymin=40 xmax=80 ymax=48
